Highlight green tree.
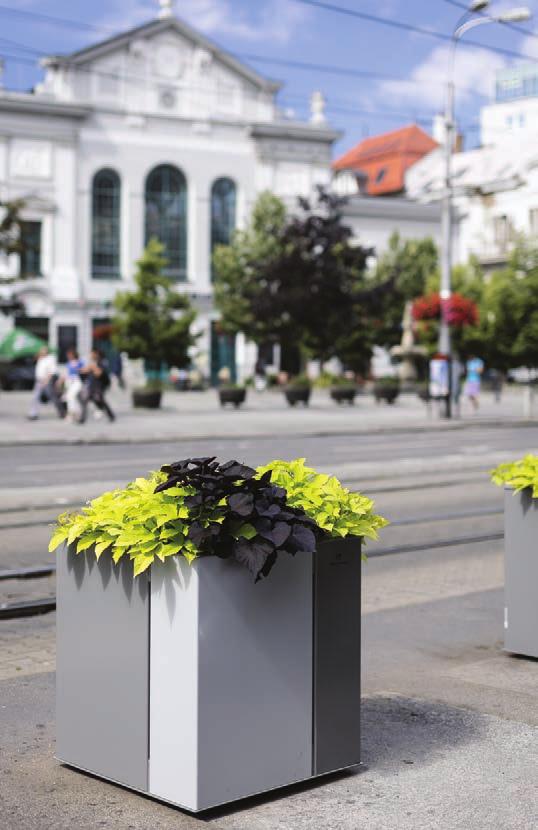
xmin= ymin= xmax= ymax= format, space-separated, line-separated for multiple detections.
xmin=112 ymin=238 xmax=197 ymax=374
xmin=214 ymin=188 xmax=390 ymax=373
xmin=371 ymin=231 xmax=439 ymax=348
xmin=469 ymin=242 xmax=538 ymax=371
xmin=419 ymin=242 xmax=538 ymax=370
xmin=213 ymin=191 xmax=287 ymax=343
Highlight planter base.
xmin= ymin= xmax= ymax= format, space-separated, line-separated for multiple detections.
xmin=57 ymin=539 xmax=361 ymax=812
xmin=504 ymin=489 xmax=538 ymax=659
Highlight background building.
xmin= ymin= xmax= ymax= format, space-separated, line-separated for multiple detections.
xmin=332 ymin=124 xmax=438 ymax=197
xmin=480 ymin=63 xmax=538 ymax=146
xmin=407 ymin=64 xmax=538 ymax=272
xmin=0 ymin=3 xmax=338 ymax=382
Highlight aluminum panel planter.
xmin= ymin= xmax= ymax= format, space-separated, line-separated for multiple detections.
xmin=504 ymin=488 xmax=538 ymax=659
xmin=56 ymin=538 xmax=361 ymax=812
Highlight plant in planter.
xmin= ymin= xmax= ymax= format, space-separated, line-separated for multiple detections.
xmin=329 ymin=377 xmax=357 ymax=405
xmin=218 ymin=383 xmax=247 ymax=408
xmin=284 ymin=374 xmax=312 ymax=407
xmin=491 ymin=454 xmax=538 ymax=659
xmin=132 ymin=379 xmax=163 ymax=409
xmin=373 ymin=375 xmax=400 ymax=404
xmin=111 ymin=238 xmax=197 ymax=409
xmin=51 ymin=456 xmax=386 ymax=811
xmin=415 ymin=381 xmax=431 ymax=403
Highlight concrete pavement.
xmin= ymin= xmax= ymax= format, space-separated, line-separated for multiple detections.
xmin=0 ymin=385 xmax=533 ymax=445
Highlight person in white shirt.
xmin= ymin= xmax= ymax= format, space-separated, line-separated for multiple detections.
xmin=27 ymin=346 xmax=66 ymax=420
xmin=62 ymin=347 xmax=85 ymax=422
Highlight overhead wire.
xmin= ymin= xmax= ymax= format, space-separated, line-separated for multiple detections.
xmin=0 ymin=0 xmax=536 ymax=64
xmin=289 ymin=0 xmax=538 ymax=61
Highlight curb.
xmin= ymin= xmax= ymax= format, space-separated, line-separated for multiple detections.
xmin=0 ymin=417 xmax=534 ymax=447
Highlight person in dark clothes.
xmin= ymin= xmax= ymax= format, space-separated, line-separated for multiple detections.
xmin=79 ymin=348 xmax=115 ymax=423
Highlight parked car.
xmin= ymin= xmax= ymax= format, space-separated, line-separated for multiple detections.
xmin=0 ymin=358 xmax=35 ymax=390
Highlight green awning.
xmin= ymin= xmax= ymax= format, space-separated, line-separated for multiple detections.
xmin=0 ymin=327 xmax=48 ymax=360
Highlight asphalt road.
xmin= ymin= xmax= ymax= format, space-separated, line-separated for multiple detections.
xmin=1 ymin=422 xmax=537 ymax=489
xmin=1 ymin=425 xmax=538 ymax=828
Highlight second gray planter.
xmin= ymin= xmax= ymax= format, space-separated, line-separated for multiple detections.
xmin=56 ymin=538 xmax=362 ymax=812
xmin=504 ymin=488 xmax=538 ymax=658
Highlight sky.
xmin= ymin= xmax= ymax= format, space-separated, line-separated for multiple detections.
xmin=2 ymin=0 xmax=538 ymax=156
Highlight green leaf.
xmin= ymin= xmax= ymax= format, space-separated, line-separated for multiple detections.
xmin=95 ymin=538 xmax=113 ymax=557
xmin=132 ymin=553 xmax=154 ymax=576
xmin=76 ymin=534 xmax=99 ymax=554
xmin=48 ymin=525 xmax=70 ymax=552
xmin=236 ymin=522 xmax=257 ymax=540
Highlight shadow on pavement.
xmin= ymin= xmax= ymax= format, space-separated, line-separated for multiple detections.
xmin=361 ymin=693 xmax=484 ymax=770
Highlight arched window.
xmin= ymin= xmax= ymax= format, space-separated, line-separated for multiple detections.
xmin=211 ymin=177 xmax=236 ymax=280
xmin=145 ymin=164 xmax=187 ymax=281
xmin=91 ymin=168 xmax=121 ymax=279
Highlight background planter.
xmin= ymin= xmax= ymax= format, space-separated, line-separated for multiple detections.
xmin=503 ymin=488 xmax=538 ymax=658
xmin=284 ymin=387 xmax=311 ymax=407
xmin=218 ymin=387 xmax=247 ymax=408
xmin=373 ymin=385 xmax=399 ymax=404
xmin=330 ymin=386 xmax=356 ymax=405
xmin=57 ymin=538 xmax=361 ymax=812
xmin=132 ymin=389 xmax=162 ymax=409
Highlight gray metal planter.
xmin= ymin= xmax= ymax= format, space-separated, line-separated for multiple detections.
xmin=504 ymin=488 xmax=538 ymax=658
xmin=56 ymin=538 xmax=362 ymax=812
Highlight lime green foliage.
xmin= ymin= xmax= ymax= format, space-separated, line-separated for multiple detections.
xmin=257 ymin=458 xmax=387 ymax=542
xmin=491 ymin=455 xmax=538 ymax=497
xmin=48 ymin=472 xmax=223 ymax=576
xmin=50 ymin=458 xmax=387 ymax=575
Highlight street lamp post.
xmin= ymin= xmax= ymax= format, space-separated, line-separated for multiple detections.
xmin=440 ymin=0 xmax=531 ymax=417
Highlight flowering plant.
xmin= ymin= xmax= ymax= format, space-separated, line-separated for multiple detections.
xmin=412 ymin=292 xmax=478 ymax=327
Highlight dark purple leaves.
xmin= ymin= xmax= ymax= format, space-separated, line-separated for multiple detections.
xmin=233 ymin=538 xmax=274 ymax=581
xmin=271 ymin=521 xmax=292 ymax=547
xmin=156 ymin=457 xmax=322 ymax=581
xmin=228 ymin=492 xmax=254 ymax=517
xmin=290 ymin=525 xmax=316 ymax=553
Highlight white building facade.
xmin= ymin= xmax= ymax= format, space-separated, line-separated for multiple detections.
xmin=342 ymin=195 xmax=442 ymax=260
xmin=407 ymin=64 xmax=538 ymax=271
xmin=0 ymin=6 xmax=337 ymax=381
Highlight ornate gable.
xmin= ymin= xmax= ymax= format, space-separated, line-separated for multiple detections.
xmin=40 ymin=14 xmax=279 ymax=120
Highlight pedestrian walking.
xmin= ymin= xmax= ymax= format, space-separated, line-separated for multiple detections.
xmin=63 ymin=348 xmax=85 ymax=422
xmin=27 ymin=346 xmax=66 ymax=420
xmin=464 ymin=354 xmax=484 ymax=411
xmin=79 ymin=348 xmax=115 ymax=423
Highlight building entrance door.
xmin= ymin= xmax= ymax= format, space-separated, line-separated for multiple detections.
xmin=210 ymin=322 xmax=236 ymax=386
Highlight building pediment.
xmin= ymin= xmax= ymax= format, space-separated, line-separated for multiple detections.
xmin=43 ymin=15 xmax=280 ymax=94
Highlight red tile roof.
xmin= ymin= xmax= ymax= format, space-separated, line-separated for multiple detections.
xmin=333 ymin=124 xmax=438 ymax=196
